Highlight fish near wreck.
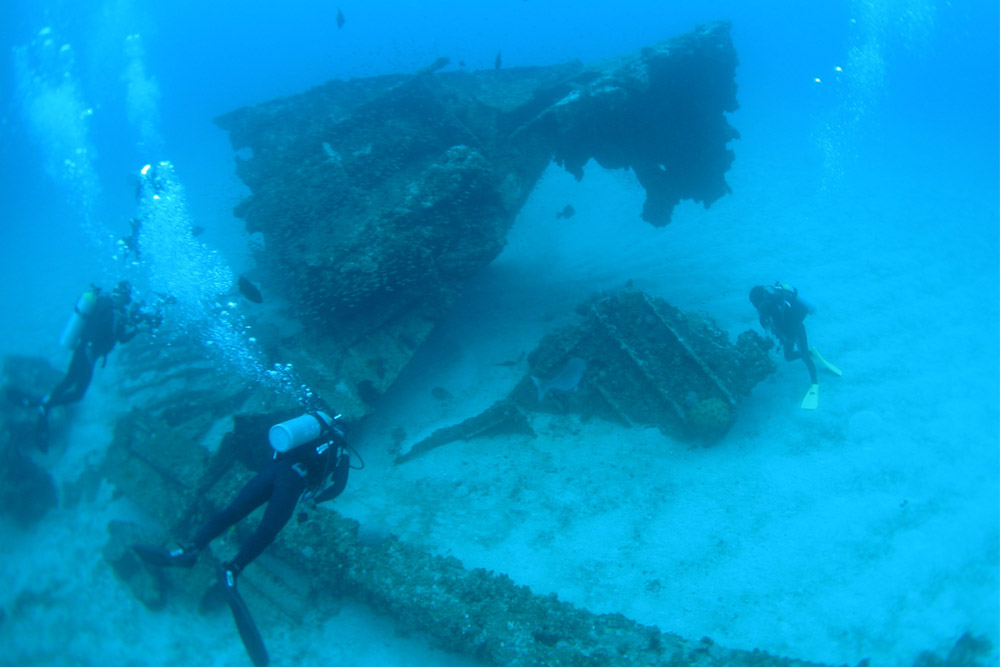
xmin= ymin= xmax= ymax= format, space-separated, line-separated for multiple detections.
xmin=532 ymin=357 xmax=586 ymax=401
xmin=238 ymin=276 xmax=263 ymax=304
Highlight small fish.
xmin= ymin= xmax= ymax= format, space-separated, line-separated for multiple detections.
xmin=531 ymin=357 xmax=586 ymax=402
xmin=555 ymin=204 xmax=575 ymax=219
xmin=190 ymin=225 xmax=205 ymax=237
xmin=336 ymin=8 xmax=345 ymax=29
xmin=494 ymin=50 xmax=502 ymax=70
xmin=430 ymin=386 xmax=453 ymax=401
xmin=417 ymin=56 xmax=450 ymax=75
xmin=495 ymin=351 xmax=526 ymax=367
xmin=238 ymin=276 xmax=263 ymax=304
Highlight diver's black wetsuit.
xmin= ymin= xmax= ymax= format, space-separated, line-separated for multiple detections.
xmin=128 ymin=420 xmax=349 ymax=667
xmin=191 ymin=435 xmax=350 ymax=574
xmin=46 ymin=295 xmax=137 ymax=408
xmin=754 ymin=286 xmax=818 ymax=384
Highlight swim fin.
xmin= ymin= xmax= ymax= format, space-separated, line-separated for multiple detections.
xmin=801 ymin=384 xmax=820 ymax=410
xmin=810 ymin=348 xmax=842 ymax=376
xmin=221 ymin=568 xmax=269 ymax=667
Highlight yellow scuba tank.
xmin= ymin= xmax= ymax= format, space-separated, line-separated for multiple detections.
xmin=59 ymin=290 xmax=98 ymax=349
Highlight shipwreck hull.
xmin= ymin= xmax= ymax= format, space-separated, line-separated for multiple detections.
xmin=214 ymin=22 xmax=740 ymax=419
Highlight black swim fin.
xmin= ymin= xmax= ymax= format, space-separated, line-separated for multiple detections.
xmin=221 ymin=568 xmax=269 ymax=667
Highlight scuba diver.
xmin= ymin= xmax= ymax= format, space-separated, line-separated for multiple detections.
xmin=45 ymin=282 xmax=140 ymax=407
xmin=7 ymin=281 xmax=154 ymax=450
xmin=118 ymin=217 xmax=143 ymax=260
xmin=749 ymin=282 xmax=841 ymax=409
xmin=132 ymin=410 xmax=352 ymax=667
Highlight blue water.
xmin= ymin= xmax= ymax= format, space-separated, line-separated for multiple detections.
xmin=0 ymin=1 xmax=996 ymax=665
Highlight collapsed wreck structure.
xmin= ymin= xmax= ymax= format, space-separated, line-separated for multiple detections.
xmin=214 ymin=21 xmax=740 ymax=420
xmin=396 ymin=288 xmax=776 ymax=464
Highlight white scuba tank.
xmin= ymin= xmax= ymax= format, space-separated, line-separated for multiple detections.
xmin=269 ymin=412 xmax=332 ymax=453
xmin=59 ymin=290 xmax=99 ymax=349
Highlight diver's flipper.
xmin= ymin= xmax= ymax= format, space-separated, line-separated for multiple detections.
xmin=801 ymin=384 xmax=820 ymax=410
xmin=810 ymin=348 xmax=842 ymax=376
xmin=221 ymin=571 xmax=269 ymax=667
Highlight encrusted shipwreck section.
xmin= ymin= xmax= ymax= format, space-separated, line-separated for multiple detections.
xmin=103 ymin=391 xmax=831 ymax=667
xmin=397 ymin=289 xmax=774 ymax=463
xmin=214 ymin=22 xmax=739 ymax=419
xmin=534 ymin=27 xmax=739 ymax=225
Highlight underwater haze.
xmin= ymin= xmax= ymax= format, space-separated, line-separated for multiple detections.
xmin=0 ymin=0 xmax=997 ymax=666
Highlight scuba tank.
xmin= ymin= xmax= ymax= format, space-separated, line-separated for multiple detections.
xmin=270 ymin=410 xmax=355 ymax=504
xmin=268 ymin=412 xmax=333 ymax=453
xmin=59 ymin=289 xmax=99 ymax=349
xmin=773 ymin=281 xmax=816 ymax=314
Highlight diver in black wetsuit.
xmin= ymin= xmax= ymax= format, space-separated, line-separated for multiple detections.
xmin=132 ymin=412 xmax=350 ymax=667
xmin=8 ymin=282 xmax=149 ymax=451
xmin=749 ymin=282 xmax=842 ymax=409
xmin=749 ymin=283 xmax=818 ymax=385
xmin=133 ymin=413 xmax=350 ymax=583
xmin=42 ymin=282 xmax=141 ymax=411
